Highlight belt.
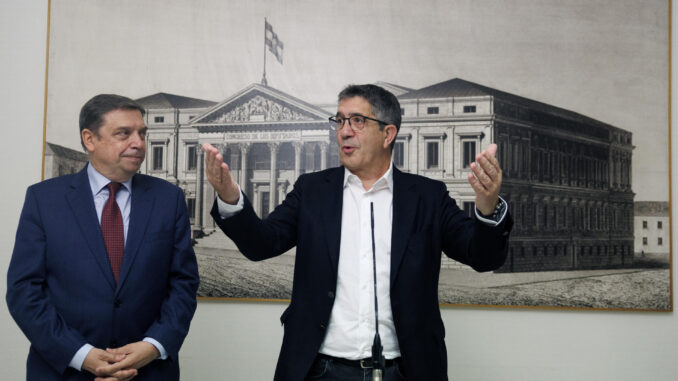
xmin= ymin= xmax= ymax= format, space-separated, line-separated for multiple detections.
xmin=317 ymin=353 xmax=401 ymax=369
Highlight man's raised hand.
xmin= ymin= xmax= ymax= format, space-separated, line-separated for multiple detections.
xmin=467 ymin=143 xmax=502 ymax=216
xmin=202 ymin=142 xmax=240 ymax=205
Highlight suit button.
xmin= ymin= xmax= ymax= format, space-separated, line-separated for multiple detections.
xmin=114 ymin=299 xmax=121 ymax=308
xmin=328 ymin=291 xmax=334 ymax=299
xmin=319 ymin=324 xmax=326 ymax=330
xmin=110 ymin=340 xmax=118 ymax=347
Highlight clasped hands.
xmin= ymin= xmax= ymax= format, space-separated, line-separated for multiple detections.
xmin=82 ymin=341 xmax=159 ymax=381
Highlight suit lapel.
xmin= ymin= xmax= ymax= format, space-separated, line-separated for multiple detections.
xmin=116 ymin=174 xmax=154 ymax=292
xmin=390 ymin=167 xmax=418 ymax=287
xmin=66 ymin=167 xmax=117 ymax=290
xmin=322 ymin=168 xmax=344 ymax=277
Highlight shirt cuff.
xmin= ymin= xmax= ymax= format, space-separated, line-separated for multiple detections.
xmin=69 ymin=343 xmax=94 ymax=371
xmin=216 ymin=185 xmax=244 ymax=219
xmin=143 ymin=337 xmax=167 ymax=360
xmin=475 ymin=196 xmax=508 ymax=226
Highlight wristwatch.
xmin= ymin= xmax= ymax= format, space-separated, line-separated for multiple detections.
xmin=479 ymin=200 xmax=506 ymax=222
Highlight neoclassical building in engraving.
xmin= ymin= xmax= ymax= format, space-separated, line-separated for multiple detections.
xmin=136 ymin=85 xmax=338 ymax=236
xmin=135 ymin=77 xmax=635 ymax=272
xmin=396 ymin=78 xmax=634 ymax=271
xmin=192 ymin=84 xmax=339 ymax=225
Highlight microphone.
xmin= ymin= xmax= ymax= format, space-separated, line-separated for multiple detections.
xmin=370 ymin=202 xmax=385 ymax=381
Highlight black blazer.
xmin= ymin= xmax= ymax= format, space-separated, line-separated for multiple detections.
xmin=212 ymin=166 xmax=512 ymax=381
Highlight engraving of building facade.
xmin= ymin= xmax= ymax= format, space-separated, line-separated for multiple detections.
xmin=137 ymin=85 xmax=338 ymax=236
xmin=397 ymin=78 xmax=634 ymax=272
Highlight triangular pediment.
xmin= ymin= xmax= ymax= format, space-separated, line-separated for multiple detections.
xmin=191 ymin=83 xmax=330 ymax=125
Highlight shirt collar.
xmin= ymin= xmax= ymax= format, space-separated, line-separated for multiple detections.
xmin=87 ymin=162 xmax=133 ymax=196
xmin=343 ymin=162 xmax=394 ymax=193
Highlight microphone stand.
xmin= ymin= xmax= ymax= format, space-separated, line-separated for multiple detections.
xmin=370 ymin=202 xmax=385 ymax=381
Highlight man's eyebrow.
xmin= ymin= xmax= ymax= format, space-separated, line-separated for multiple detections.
xmin=114 ymin=126 xmax=148 ymax=133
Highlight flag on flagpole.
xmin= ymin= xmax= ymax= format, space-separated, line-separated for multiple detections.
xmin=265 ymin=20 xmax=284 ymax=64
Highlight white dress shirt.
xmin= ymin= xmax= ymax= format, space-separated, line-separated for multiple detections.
xmin=318 ymin=163 xmax=400 ymax=359
xmin=69 ymin=164 xmax=167 ymax=371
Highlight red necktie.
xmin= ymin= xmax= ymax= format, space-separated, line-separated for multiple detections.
xmin=102 ymin=182 xmax=124 ymax=282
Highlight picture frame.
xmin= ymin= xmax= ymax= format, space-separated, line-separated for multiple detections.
xmin=44 ymin=0 xmax=671 ymax=311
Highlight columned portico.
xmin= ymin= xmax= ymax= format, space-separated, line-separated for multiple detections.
xmin=193 ymin=83 xmax=337 ymax=219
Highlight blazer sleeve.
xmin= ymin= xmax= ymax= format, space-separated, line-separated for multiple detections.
xmin=143 ymin=187 xmax=199 ymax=361
xmin=210 ymin=176 xmax=301 ymax=261
xmin=6 ymin=186 xmax=88 ymax=374
xmin=438 ymin=182 xmax=513 ymax=271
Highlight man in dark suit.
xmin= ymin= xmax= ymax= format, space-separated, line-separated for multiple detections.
xmin=203 ymin=84 xmax=511 ymax=380
xmin=7 ymin=94 xmax=199 ymax=381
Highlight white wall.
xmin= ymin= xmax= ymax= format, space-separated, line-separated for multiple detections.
xmin=1 ymin=1 xmax=676 ymax=380
xmin=0 ymin=0 xmax=49 ymax=376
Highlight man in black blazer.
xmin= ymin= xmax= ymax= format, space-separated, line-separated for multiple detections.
xmin=203 ymin=84 xmax=511 ymax=380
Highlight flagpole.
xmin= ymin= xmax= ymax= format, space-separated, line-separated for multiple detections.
xmin=262 ymin=17 xmax=268 ymax=86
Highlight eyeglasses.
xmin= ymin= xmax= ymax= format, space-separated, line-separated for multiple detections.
xmin=329 ymin=114 xmax=389 ymax=131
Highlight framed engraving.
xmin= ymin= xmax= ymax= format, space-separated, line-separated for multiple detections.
xmin=44 ymin=0 xmax=671 ymax=311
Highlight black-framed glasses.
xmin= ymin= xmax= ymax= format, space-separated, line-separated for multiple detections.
xmin=329 ymin=114 xmax=389 ymax=131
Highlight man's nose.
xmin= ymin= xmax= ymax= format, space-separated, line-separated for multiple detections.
xmin=130 ymin=132 xmax=145 ymax=148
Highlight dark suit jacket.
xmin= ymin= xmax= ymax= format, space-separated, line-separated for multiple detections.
xmin=6 ymin=165 xmax=199 ymax=381
xmin=212 ymin=166 xmax=512 ymax=381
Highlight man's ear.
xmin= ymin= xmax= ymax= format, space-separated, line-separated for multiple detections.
xmin=383 ymin=125 xmax=397 ymax=149
xmin=81 ymin=129 xmax=96 ymax=152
